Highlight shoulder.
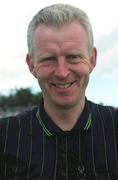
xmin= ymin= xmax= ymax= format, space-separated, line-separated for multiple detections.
xmin=0 ymin=106 xmax=38 ymax=131
xmin=87 ymin=100 xmax=118 ymax=128
xmin=88 ymin=100 xmax=117 ymax=116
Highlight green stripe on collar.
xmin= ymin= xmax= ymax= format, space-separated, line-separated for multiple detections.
xmin=36 ymin=108 xmax=92 ymax=135
xmin=36 ymin=109 xmax=52 ymax=136
xmin=84 ymin=113 xmax=92 ymax=130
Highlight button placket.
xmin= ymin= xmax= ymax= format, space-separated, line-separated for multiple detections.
xmin=56 ymin=135 xmax=68 ymax=179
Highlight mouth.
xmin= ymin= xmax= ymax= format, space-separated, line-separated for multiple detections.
xmin=51 ymin=81 xmax=76 ymax=89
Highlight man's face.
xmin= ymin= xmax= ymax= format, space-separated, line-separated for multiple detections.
xmin=27 ymin=22 xmax=96 ymax=109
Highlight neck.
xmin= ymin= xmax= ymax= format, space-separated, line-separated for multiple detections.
xmin=44 ymin=97 xmax=85 ymax=131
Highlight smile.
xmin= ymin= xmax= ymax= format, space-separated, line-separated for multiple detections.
xmin=52 ymin=82 xmax=75 ymax=89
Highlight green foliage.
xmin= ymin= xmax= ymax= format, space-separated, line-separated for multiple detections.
xmin=0 ymin=88 xmax=42 ymax=108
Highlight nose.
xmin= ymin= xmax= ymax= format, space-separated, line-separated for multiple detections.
xmin=54 ymin=58 xmax=70 ymax=78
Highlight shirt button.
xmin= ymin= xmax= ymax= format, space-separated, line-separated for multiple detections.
xmin=77 ymin=165 xmax=86 ymax=179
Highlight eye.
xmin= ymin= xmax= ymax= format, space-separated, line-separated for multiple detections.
xmin=66 ymin=54 xmax=84 ymax=63
xmin=38 ymin=55 xmax=57 ymax=65
xmin=42 ymin=56 xmax=56 ymax=62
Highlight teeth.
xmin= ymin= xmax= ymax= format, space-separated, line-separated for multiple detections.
xmin=55 ymin=83 xmax=71 ymax=89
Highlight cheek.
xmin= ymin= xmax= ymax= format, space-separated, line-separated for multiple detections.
xmin=74 ymin=65 xmax=90 ymax=77
xmin=78 ymin=60 xmax=92 ymax=72
xmin=32 ymin=65 xmax=52 ymax=84
xmin=32 ymin=65 xmax=40 ymax=78
xmin=32 ymin=65 xmax=45 ymax=79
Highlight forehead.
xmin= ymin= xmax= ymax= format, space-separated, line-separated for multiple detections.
xmin=32 ymin=22 xmax=88 ymax=51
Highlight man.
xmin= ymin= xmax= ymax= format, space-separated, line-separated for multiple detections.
xmin=0 ymin=3 xmax=118 ymax=180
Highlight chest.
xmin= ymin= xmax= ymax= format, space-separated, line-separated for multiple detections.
xmin=3 ymin=127 xmax=118 ymax=180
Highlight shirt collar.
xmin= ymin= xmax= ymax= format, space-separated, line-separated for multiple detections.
xmin=36 ymin=98 xmax=92 ymax=136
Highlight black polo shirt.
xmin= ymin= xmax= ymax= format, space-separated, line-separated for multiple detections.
xmin=0 ymin=98 xmax=118 ymax=180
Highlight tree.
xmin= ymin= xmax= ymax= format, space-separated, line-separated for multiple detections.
xmin=0 ymin=88 xmax=42 ymax=108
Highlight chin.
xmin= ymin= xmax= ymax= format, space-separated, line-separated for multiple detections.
xmin=53 ymin=98 xmax=78 ymax=109
xmin=55 ymin=103 xmax=74 ymax=109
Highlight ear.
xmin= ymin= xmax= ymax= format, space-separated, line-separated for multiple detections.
xmin=89 ymin=47 xmax=97 ymax=73
xmin=26 ymin=53 xmax=36 ymax=77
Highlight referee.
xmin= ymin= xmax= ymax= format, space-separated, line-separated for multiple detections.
xmin=0 ymin=4 xmax=118 ymax=180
